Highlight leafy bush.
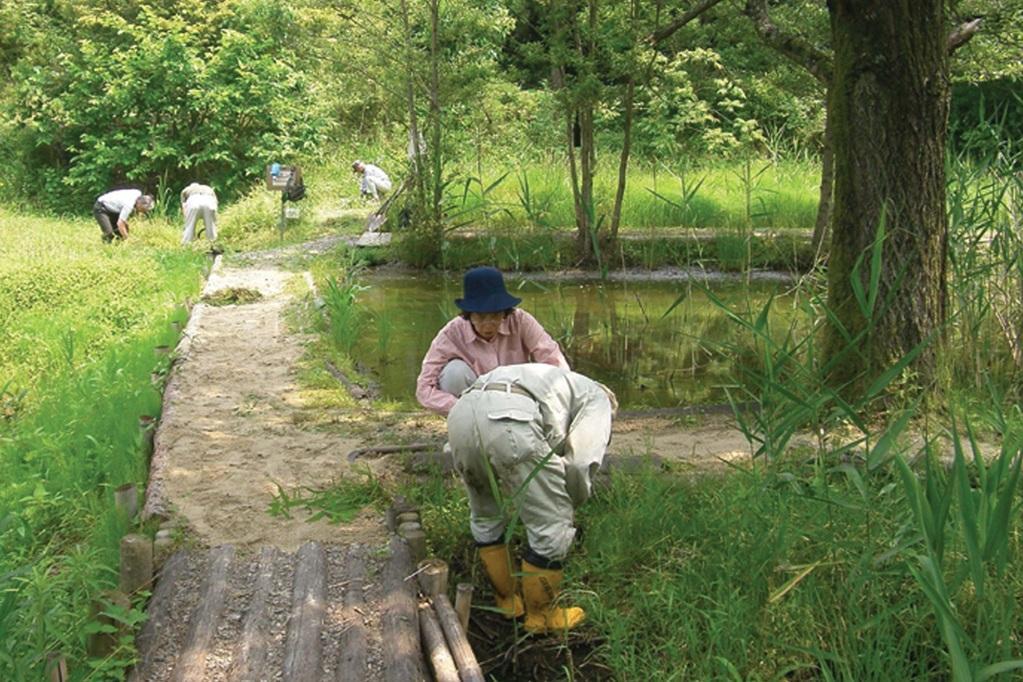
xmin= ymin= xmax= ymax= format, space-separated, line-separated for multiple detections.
xmin=1 ymin=0 xmax=323 ymax=210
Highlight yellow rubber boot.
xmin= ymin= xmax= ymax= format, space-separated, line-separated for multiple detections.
xmin=521 ymin=560 xmax=586 ymax=633
xmin=478 ymin=544 xmax=525 ymax=618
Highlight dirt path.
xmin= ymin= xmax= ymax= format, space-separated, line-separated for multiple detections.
xmin=148 ymin=257 xmax=390 ymax=550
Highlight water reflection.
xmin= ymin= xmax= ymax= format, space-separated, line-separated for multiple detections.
xmin=356 ymin=273 xmax=789 ymax=409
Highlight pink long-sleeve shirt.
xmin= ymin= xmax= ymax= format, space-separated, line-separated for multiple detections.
xmin=416 ymin=309 xmax=569 ymax=415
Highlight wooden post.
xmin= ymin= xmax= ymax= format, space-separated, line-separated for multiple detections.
xmin=417 ymin=559 xmax=448 ymax=598
xmin=138 ymin=416 xmax=157 ymax=457
xmin=87 ymin=590 xmax=131 ymax=658
xmin=114 ymin=483 xmax=138 ymax=521
xmin=454 ymin=583 xmax=473 ymax=633
xmin=418 ymin=602 xmax=459 ymax=682
xmin=153 ymin=529 xmax=174 ymax=567
xmin=433 ymin=594 xmax=484 ymax=682
xmin=46 ymin=653 xmax=68 ymax=682
xmin=396 ymin=511 xmax=420 ymax=526
xmin=119 ymin=534 xmax=153 ymax=596
xmin=402 ymin=529 xmax=427 ymax=564
xmin=397 ymin=521 xmax=422 ymax=536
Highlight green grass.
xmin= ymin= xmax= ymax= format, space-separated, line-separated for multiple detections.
xmin=0 ymin=209 xmax=205 ymax=679
xmin=444 ymin=157 xmax=820 ymax=233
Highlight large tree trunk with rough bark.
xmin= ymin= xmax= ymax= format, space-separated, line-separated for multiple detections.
xmin=825 ymin=0 xmax=949 ymax=394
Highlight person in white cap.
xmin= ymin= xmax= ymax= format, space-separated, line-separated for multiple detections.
xmin=180 ymin=182 xmax=219 ymax=245
xmin=352 ymin=160 xmax=392 ymax=200
xmin=92 ymin=188 xmax=154 ymax=242
xmin=447 ymin=362 xmax=617 ymax=634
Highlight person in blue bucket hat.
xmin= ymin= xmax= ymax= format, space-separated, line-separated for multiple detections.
xmin=416 ymin=266 xmax=569 ymax=416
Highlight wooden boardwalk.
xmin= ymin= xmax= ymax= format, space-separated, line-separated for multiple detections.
xmin=131 ymin=537 xmax=426 ymax=682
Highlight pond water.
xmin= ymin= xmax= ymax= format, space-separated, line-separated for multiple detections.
xmin=355 ymin=272 xmax=793 ymax=409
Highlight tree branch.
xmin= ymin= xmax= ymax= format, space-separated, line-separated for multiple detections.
xmin=648 ymin=0 xmax=727 ymax=44
xmin=947 ymin=18 xmax=982 ymax=53
xmin=743 ymin=0 xmax=832 ymax=84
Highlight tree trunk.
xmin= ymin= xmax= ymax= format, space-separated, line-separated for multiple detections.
xmin=825 ymin=0 xmax=949 ymax=395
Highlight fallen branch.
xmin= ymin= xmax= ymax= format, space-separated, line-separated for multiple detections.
xmin=348 ymin=442 xmax=438 ymax=462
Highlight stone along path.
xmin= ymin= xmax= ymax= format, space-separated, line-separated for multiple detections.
xmin=135 ymin=255 xmax=426 ymax=681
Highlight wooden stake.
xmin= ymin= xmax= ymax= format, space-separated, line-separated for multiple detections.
xmin=138 ymin=415 xmax=157 ymax=457
xmin=418 ymin=602 xmax=459 ymax=682
xmin=114 ymin=483 xmax=138 ymax=521
xmin=454 ymin=583 xmax=473 ymax=633
xmin=417 ymin=559 xmax=448 ymax=598
xmin=119 ymin=534 xmax=153 ymax=596
xmin=396 ymin=511 xmax=420 ymax=526
xmin=433 ymin=593 xmax=484 ymax=682
xmin=397 ymin=521 xmax=422 ymax=536
xmin=87 ymin=590 xmax=131 ymax=659
xmin=402 ymin=529 xmax=427 ymax=564
xmin=46 ymin=653 xmax=68 ymax=682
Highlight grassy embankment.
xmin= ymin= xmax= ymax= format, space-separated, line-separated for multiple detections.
xmin=0 ymin=210 xmax=208 ymax=679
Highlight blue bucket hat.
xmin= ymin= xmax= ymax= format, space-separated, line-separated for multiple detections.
xmin=455 ymin=267 xmax=522 ymax=313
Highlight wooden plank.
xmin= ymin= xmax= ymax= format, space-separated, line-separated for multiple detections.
xmin=419 ymin=602 xmax=459 ymax=682
xmin=336 ymin=546 xmax=368 ymax=681
xmin=129 ymin=551 xmax=189 ymax=682
xmin=226 ymin=547 xmax=278 ymax=681
xmin=381 ymin=537 xmax=426 ymax=682
xmin=434 ymin=594 xmax=484 ymax=682
xmin=170 ymin=545 xmax=235 ymax=682
xmin=283 ymin=542 xmax=327 ymax=682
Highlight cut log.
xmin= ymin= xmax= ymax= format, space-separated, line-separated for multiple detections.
xmin=417 ymin=559 xmax=449 ymax=598
xmin=454 ymin=583 xmax=473 ymax=634
xmin=381 ymin=537 xmax=426 ymax=682
xmin=418 ymin=602 xmax=459 ymax=682
xmin=129 ymin=551 xmax=189 ymax=682
xmin=336 ymin=546 xmax=368 ymax=681
xmin=227 ymin=547 xmax=278 ymax=681
xmin=283 ymin=542 xmax=327 ymax=682
xmin=119 ymin=534 xmax=153 ymax=597
xmin=434 ymin=594 xmax=484 ymax=682
xmin=169 ymin=545 xmax=235 ymax=682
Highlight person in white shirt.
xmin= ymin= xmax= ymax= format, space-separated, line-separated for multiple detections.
xmin=93 ymin=189 xmax=154 ymax=242
xmin=179 ymin=182 xmax=219 ymax=244
xmin=352 ymin=160 xmax=392 ymax=200
xmin=447 ymin=363 xmax=617 ymax=634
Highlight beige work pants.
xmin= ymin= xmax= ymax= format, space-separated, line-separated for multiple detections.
xmin=447 ymin=390 xmax=576 ymax=560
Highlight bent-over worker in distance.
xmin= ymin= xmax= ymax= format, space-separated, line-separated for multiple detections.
xmin=352 ymin=160 xmax=392 ymax=201
xmin=415 ymin=266 xmax=569 ymax=416
xmin=92 ymin=188 xmax=154 ymax=243
xmin=447 ymin=362 xmax=617 ymax=633
xmin=180 ymin=182 xmax=219 ymax=245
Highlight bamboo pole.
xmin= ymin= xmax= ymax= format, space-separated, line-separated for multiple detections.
xmin=433 ymin=593 xmax=484 ymax=682
xmin=454 ymin=583 xmax=473 ymax=633
xmin=418 ymin=602 xmax=459 ymax=682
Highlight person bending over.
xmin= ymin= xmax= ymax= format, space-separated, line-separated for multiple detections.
xmin=447 ymin=363 xmax=617 ymax=633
